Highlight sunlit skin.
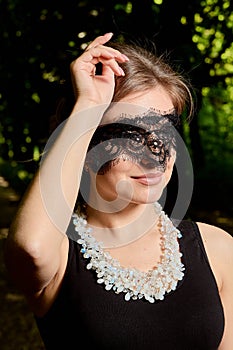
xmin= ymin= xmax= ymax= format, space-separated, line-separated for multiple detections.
xmin=86 ymin=88 xmax=175 ymax=230
xmin=89 ymin=152 xmax=175 ymax=205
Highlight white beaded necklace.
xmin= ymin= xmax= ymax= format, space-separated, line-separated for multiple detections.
xmin=72 ymin=202 xmax=185 ymax=303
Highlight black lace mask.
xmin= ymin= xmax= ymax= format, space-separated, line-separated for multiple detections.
xmin=85 ymin=111 xmax=179 ymax=174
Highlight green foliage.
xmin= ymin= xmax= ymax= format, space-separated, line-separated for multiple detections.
xmin=199 ymin=84 xmax=233 ymax=169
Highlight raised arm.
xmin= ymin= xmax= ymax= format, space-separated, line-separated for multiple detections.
xmin=4 ymin=33 xmax=128 ymax=299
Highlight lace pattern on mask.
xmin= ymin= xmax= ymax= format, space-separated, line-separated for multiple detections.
xmin=86 ymin=111 xmax=179 ymax=174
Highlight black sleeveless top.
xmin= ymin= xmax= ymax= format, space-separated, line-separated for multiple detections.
xmin=35 ymin=220 xmax=224 ymax=349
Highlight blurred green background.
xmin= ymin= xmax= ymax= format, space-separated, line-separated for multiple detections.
xmin=0 ymin=0 xmax=233 ymax=349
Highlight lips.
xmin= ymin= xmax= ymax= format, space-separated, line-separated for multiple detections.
xmin=131 ymin=172 xmax=163 ymax=186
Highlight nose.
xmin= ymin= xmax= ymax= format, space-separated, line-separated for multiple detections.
xmin=140 ymin=159 xmax=159 ymax=169
xmin=139 ymin=147 xmax=166 ymax=170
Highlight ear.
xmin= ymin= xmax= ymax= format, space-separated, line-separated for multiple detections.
xmin=164 ymin=150 xmax=176 ymax=186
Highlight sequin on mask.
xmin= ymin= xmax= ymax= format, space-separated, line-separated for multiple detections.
xmin=85 ymin=111 xmax=178 ymax=174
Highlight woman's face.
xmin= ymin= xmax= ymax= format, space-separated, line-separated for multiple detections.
xmin=86 ymin=87 xmax=176 ymax=209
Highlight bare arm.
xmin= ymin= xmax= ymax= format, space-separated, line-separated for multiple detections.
xmin=4 ymin=33 xmax=128 ymax=297
xmin=197 ymin=222 xmax=233 ymax=349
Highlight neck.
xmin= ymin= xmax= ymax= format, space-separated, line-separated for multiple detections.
xmin=86 ymin=203 xmax=160 ymax=248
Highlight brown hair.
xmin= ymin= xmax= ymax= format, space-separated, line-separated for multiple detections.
xmin=109 ymin=41 xmax=194 ymax=118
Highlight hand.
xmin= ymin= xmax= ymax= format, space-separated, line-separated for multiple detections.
xmin=70 ymin=33 xmax=129 ymax=107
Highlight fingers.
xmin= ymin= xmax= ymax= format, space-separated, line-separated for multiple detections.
xmin=71 ymin=33 xmax=129 ymax=84
xmin=84 ymin=33 xmax=129 ymax=65
xmin=83 ymin=46 xmax=125 ymax=63
xmin=85 ymin=32 xmax=114 ymax=50
xmin=69 ymin=33 xmax=128 ymax=104
xmin=71 ymin=34 xmax=129 ymax=78
xmin=82 ymin=46 xmax=128 ymax=76
xmin=96 ymin=57 xmax=126 ymax=76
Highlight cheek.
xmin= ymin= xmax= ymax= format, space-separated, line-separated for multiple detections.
xmin=105 ymin=157 xmax=136 ymax=173
xmin=95 ymin=159 xmax=135 ymax=193
xmin=164 ymin=154 xmax=176 ymax=185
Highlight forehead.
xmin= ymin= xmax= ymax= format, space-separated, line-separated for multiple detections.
xmin=119 ymin=87 xmax=174 ymax=109
xmin=102 ymin=105 xmax=176 ymax=130
xmin=102 ymin=89 xmax=174 ymax=125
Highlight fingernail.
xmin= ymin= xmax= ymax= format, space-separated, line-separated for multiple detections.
xmin=119 ymin=67 xmax=125 ymax=76
xmin=121 ymin=54 xmax=129 ymax=61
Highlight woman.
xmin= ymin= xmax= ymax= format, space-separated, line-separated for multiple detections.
xmin=5 ymin=33 xmax=233 ymax=349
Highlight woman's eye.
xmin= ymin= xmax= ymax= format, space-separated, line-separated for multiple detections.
xmin=147 ymin=137 xmax=163 ymax=152
xmin=130 ymin=133 xmax=144 ymax=143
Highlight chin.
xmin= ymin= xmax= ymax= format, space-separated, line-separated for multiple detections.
xmin=130 ymin=189 xmax=164 ymax=205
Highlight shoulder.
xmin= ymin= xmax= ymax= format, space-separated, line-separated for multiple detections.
xmin=197 ymin=221 xmax=233 ymax=251
xmin=197 ymin=222 xmax=233 ymax=290
xmin=197 ymin=223 xmax=233 ymax=349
